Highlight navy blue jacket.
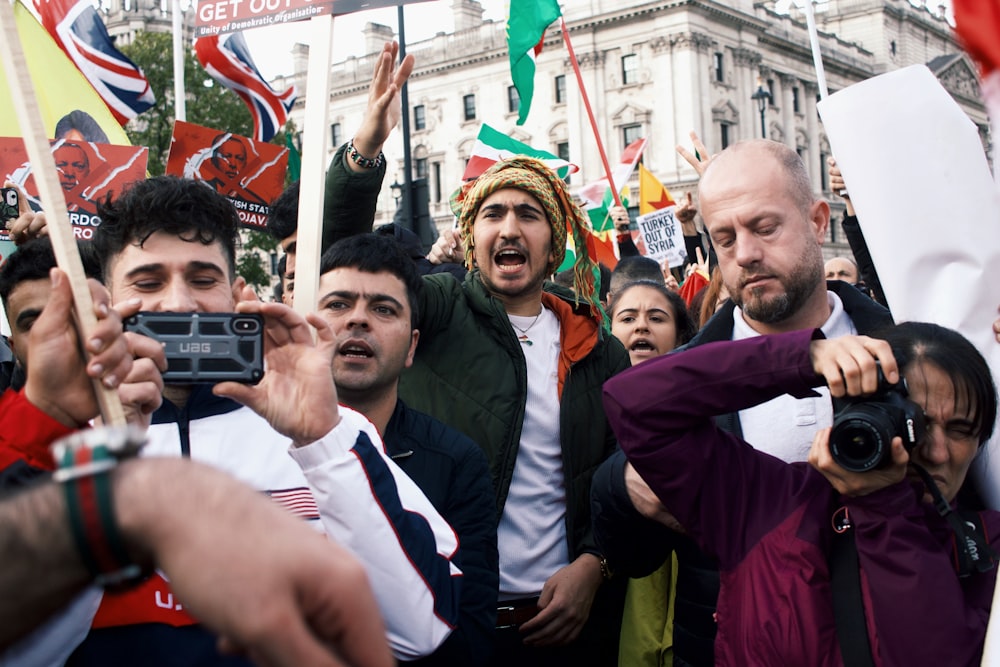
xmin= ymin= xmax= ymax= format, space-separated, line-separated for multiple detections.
xmin=385 ymin=399 xmax=499 ymax=667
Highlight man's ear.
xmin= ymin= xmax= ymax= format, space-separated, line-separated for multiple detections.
xmin=404 ymin=329 xmax=419 ymax=369
xmin=809 ymin=199 xmax=831 ymax=245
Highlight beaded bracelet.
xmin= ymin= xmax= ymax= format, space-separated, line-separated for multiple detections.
xmin=52 ymin=426 xmax=148 ymax=589
xmin=346 ymin=138 xmax=384 ymax=170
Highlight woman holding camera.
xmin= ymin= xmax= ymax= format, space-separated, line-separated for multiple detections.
xmin=604 ymin=322 xmax=999 ymax=665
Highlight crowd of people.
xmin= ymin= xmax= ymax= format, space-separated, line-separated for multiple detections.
xmin=1 ymin=40 xmax=1000 ymax=667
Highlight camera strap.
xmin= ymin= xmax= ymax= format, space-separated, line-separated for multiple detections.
xmin=912 ymin=464 xmax=998 ymax=577
xmin=828 ymin=507 xmax=876 ymax=667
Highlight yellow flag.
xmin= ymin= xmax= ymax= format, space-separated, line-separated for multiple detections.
xmin=0 ymin=1 xmax=129 ymax=144
xmin=638 ymin=163 xmax=674 ymax=215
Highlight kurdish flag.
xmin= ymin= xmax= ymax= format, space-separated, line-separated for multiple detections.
xmin=462 ymin=123 xmax=578 ymax=181
xmin=507 ymin=0 xmax=561 ymax=125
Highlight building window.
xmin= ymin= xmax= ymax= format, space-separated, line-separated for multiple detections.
xmin=413 ymin=105 xmax=426 ymax=131
xmin=622 ymin=54 xmax=638 ymax=85
xmin=767 ymin=79 xmax=776 ymax=107
xmin=720 ymin=123 xmax=731 ymax=150
xmin=415 ymin=157 xmax=428 ymax=179
xmin=714 ymin=52 xmax=724 ymax=82
xmin=507 ymin=85 xmax=520 ymax=114
xmin=463 ymin=94 xmax=476 ymax=121
xmin=557 ymin=141 xmax=570 ymax=183
xmin=622 ymin=124 xmax=643 ymax=160
xmin=792 ymin=87 xmax=800 ymax=113
xmin=555 ymin=75 xmax=566 ymax=104
xmin=330 ymin=122 xmax=342 ymax=147
xmin=820 ymin=151 xmax=829 ymax=191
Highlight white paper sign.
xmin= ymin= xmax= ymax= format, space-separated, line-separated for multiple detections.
xmin=636 ymin=206 xmax=686 ymax=268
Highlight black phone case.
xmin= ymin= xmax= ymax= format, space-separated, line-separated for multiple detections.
xmin=124 ymin=312 xmax=264 ymax=384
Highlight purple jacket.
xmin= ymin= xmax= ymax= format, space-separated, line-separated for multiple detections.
xmin=603 ymin=329 xmax=998 ymax=666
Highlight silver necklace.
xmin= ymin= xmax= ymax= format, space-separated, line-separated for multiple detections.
xmin=510 ymin=312 xmax=542 ymax=346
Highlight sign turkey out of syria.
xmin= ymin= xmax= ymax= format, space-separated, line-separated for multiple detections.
xmin=195 ymin=0 xmax=431 ymax=37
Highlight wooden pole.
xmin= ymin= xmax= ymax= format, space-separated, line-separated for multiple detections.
xmin=0 ymin=0 xmax=126 ymax=426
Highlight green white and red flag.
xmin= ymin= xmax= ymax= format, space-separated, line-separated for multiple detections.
xmin=507 ymin=0 xmax=561 ymax=125
xmin=462 ymin=123 xmax=577 ymax=181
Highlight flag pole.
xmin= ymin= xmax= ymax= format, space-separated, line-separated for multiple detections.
xmin=292 ymin=14 xmax=335 ymax=325
xmin=173 ymin=0 xmax=186 ymax=121
xmin=800 ymin=0 xmax=829 ymax=100
xmin=559 ymin=16 xmax=623 ymax=210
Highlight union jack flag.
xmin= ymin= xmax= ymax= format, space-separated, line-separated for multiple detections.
xmin=195 ymin=32 xmax=297 ymax=143
xmin=33 ymin=0 xmax=155 ymax=125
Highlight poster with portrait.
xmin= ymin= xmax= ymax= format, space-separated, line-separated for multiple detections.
xmin=0 ymin=137 xmax=148 ymax=257
xmin=165 ymin=121 xmax=288 ymax=231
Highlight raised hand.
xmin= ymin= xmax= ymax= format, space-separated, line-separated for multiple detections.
xmin=675 ymin=131 xmax=714 ymax=176
xmin=349 ymin=41 xmax=416 ymax=171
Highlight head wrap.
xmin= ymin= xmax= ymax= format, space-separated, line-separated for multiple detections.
xmin=455 ymin=156 xmax=601 ymax=319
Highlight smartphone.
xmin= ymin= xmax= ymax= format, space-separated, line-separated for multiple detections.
xmin=0 ymin=188 xmax=18 ymax=223
xmin=124 ymin=312 xmax=264 ymax=384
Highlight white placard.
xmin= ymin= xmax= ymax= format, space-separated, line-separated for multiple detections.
xmin=636 ymin=206 xmax=686 ymax=268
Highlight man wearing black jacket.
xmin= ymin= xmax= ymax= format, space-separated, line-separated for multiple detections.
xmin=592 ymin=140 xmax=893 ymax=666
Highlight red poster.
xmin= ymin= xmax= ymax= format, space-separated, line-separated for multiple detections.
xmin=165 ymin=120 xmax=288 ymax=231
xmin=0 ymin=137 xmax=148 ymax=242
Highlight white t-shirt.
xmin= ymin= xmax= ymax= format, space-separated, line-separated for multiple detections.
xmin=497 ymin=307 xmax=569 ymax=598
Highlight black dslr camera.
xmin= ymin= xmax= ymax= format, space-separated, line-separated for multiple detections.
xmin=829 ymin=364 xmax=926 ymax=472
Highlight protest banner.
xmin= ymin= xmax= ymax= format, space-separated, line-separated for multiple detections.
xmin=195 ymin=0 xmax=429 ymax=37
xmin=0 ymin=137 xmax=147 ymax=247
xmin=165 ymin=120 xmax=288 ymax=230
xmin=635 ymin=206 xmax=685 ymax=268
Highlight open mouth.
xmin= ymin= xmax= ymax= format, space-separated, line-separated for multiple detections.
xmin=495 ymin=249 xmax=527 ymax=272
xmin=630 ymin=339 xmax=656 ymax=353
xmin=338 ymin=340 xmax=374 ymax=359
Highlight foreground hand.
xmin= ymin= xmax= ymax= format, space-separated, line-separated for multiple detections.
xmin=426 ymin=228 xmax=464 ymax=265
xmin=213 ymin=296 xmax=340 ymax=446
xmin=121 ymin=459 xmax=394 ymax=667
xmin=675 ymin=131 xmax=713 ymax=176
xmin=3 ymin=183 xmax=48 ymax=245
xmin=993 ymin=305 xmax=999 ymax=344
xmin=25 ymin=270 xmax=136 ymax=427
xmin=808 ymin=427 xmax=908 ymax=497
xmin=809 ymin=335 xmax=897 ymax=398
xmin=520 ymin=555 xmax=602 ymax=647
xmin=350 ymin=41 xmax=415 ymax=169
xmin=115 ymin=331 xmax=168 ymax=430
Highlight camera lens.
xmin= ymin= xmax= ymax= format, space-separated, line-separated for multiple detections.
xmin=829 ymin=404 xmax=895 ymax=472
xmin=233 ymin=318 xmax=259 ymax=334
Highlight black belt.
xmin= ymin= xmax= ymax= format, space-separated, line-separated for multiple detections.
xmin=496 ymin=597 xmax=540 ymax=629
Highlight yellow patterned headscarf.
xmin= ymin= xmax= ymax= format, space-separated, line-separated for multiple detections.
xmin=455 ymin=156 xmax=600 ymax=318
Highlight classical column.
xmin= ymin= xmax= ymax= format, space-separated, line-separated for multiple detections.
xmin=779 ymin=73 xmax=798 ymax=149
xmin=733 ymin=47 xmax=762 ymax=141
xmin=566 ymin=42 xmax=607 ymax=185
xmin=804 ymin=81 xmax=821 ymax=192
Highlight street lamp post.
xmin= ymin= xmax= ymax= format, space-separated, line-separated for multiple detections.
xmin=750 ymin=77 xmax=772 ymax=139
